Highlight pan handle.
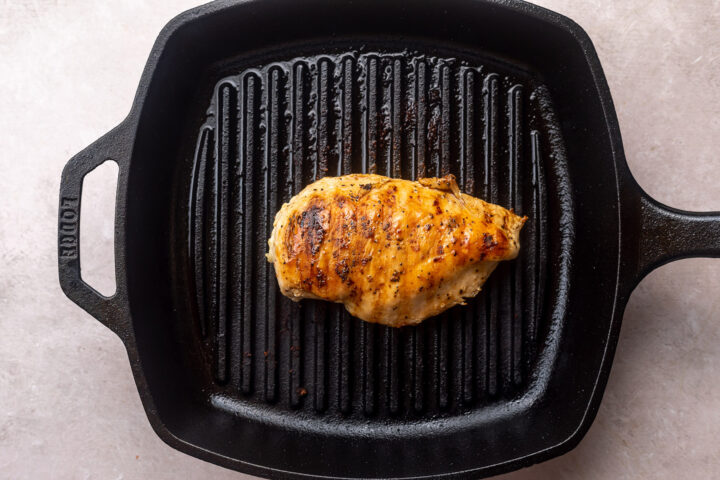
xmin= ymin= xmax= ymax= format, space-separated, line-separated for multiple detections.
xmin=629 ymin=188 xmax=720 ymax=283
xmin=58 ymin=122 xmax=130 ymax=336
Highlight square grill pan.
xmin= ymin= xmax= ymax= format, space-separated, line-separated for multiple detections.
xmin=58 ymin=0 xmax=720 ymax=478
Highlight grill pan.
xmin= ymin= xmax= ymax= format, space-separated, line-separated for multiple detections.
xmin=57 ymin=0 xmax=720 ymax=478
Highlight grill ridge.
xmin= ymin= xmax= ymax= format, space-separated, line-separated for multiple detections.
xmin=189 ymin=50 xmax=549 ymax=418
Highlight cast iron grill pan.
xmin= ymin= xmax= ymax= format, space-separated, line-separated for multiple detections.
xmin=58 ymin=0 xmax=720 ymax=478
xmin=188 ymin=49 xmax=551 ymax=418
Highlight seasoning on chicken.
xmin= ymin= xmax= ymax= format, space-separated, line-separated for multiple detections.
xmin=266 ymin=174 xmax=526 ymax=327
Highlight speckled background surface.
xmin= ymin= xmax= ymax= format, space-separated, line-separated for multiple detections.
xmin=1 ymin=1 xmax=719 ymax=478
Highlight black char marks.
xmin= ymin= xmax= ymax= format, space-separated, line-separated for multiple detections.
xmin=482 ymin=232 xmax=497 ymax=248
xmin=299 ymin=202 xmax=329 ymax=256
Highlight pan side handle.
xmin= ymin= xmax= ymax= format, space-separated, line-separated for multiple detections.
xmin=624 ymin=186 xmax=720 ymax=286
xmin=58 ymin=122 xmax=131 ymax=337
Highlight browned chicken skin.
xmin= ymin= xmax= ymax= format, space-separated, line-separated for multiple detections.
xmin=267 ymin=174 xmax=526 ymax=327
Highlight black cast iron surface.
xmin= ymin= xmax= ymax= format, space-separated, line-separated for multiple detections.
xmin=58 ymin=0 xmax=720 ymax=478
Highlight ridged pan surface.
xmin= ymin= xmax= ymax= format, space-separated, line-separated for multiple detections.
xmin=184 ymin=46 xmax=558 ymax=420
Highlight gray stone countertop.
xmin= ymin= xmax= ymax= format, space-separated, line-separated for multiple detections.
xmin=1 ymin=1 xmax=718 ymax=478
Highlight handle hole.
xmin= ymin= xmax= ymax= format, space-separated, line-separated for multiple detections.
xmin=80 ymin=160 xmax=118 ymax=297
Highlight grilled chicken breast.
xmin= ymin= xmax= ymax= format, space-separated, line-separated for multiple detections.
xmin=267 ymin=174 xmax=526 ymax=327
